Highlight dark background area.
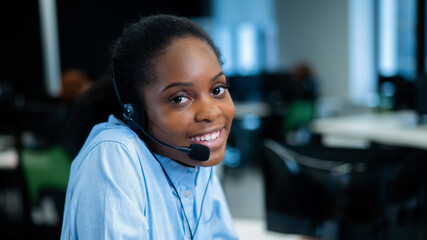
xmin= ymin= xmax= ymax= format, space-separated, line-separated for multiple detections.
xmin=57 ymin=0 xmax=211 ymax=81
xmin=2 ymin=0 xmax=211 ymax=100
xmin=2 ymin=1 xmax=45 ymax=100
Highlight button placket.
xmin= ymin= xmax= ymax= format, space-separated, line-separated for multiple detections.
xmin=179 ymin=168 xmax=198 ymax=230
xmin=184 ymin=189 xmax=192 ymax=197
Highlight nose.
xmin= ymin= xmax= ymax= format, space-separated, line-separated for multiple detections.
xmin=194 ymin=98 xmax=222 ymax=122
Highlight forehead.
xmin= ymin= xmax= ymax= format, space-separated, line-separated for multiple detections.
xmin=151 ymin=37 xmax=221 ymax=86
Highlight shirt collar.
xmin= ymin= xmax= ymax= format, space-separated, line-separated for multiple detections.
xmin=108 ymin=114 xmax=125 ymax=125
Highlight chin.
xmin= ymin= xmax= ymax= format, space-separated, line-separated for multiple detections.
xmin=174 ymin=149 xmax=225 ymax=167
xmin=195 ymin=150 xmax=225 ymax=167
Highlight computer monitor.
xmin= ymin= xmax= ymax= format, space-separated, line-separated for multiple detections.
xmin=227 ymin=75 xmax=263 ymax=102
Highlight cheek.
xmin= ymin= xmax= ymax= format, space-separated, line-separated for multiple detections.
xmin=148 ymin=108 xmax=193 ymax=138
xmin=165 ymin=113 xmax=191 ymax=132
xmin=223 ymin=100 xmax=235 ymax=125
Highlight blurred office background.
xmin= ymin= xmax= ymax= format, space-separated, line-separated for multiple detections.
xmin=1 ymin=0 xmax=427 ymax=239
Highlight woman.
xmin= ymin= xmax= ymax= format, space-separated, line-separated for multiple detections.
xmin=61 ymin=15 xmax=238 ymax=239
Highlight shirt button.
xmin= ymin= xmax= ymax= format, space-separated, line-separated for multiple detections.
xmin=184 ymin=190 xmax=191 ymax=197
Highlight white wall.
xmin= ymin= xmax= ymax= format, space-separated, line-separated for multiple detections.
xmin=275 ymin=0 xmax=349 ymax=100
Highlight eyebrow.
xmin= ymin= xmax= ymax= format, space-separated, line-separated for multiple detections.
xmin=161 ymin=72 xmax=225 ymax=93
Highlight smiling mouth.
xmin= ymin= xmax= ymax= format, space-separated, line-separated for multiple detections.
xmin=190 ymin=129 xmax=221 ymax=142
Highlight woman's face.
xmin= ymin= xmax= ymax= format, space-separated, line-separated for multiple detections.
xmin=142 ymin=37 xmax=235 ymax=167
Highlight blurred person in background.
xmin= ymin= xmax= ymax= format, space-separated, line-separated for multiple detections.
xmin=60 ymin=69 xmax=91 ymax=107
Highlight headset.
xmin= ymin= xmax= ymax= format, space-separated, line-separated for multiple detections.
xmin=111 ymin=61 xmax=210 ymax=161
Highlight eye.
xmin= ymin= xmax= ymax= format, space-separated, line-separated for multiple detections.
xmin=212 ymin=86 xmax=226 ymax=96
xmin=171 ymin=96 xmax=190 ymax=104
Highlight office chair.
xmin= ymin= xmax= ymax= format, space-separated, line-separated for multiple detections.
xmin=386 ymin=149 xmax=427 ymax=239
xmin=261 ymin=139 xmax=406 ymax=240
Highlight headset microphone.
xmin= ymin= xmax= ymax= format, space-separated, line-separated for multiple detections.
xmin=124 ymin=113 xmax=210 ymax=161
xmin=112 ymin=63 xmax=210 ymax=161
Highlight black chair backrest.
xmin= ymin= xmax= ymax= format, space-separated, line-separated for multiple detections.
xmin=261 ymin=139 xmax=409 ymax=239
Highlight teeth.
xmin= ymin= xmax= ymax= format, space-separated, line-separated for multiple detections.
xmin=192 ymin=130 xmax=220 ymax=142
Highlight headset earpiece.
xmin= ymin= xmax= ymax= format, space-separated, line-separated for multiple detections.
xmin=122 ymin=103 xmax=146 ymax=129
xmin=123 ymin=103 xmax=135 ymax=118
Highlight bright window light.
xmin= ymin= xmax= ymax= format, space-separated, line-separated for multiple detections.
xmin=236 ymin=23 xmax=261 ymax=75
xmin=379 ymin=0 xmax=398 ymax=76
xmin=349 ymin=0 xmax=376 ymax=105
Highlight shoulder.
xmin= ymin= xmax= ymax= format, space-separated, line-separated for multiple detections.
xmin=87 ymin=116 xmax=139 ymax=150
xmin=62 ymin=118 xmax=151 ymax=238
xmin=70 ymin=115 xmax=150 ymax=179
xmin=66 ymin=116 xmax=153 ymax=205
xmin=79 ymin=115 xmax=142 ymax=157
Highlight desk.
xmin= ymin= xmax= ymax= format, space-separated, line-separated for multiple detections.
xmin=311 ymin=110 xmax=427 ymax=150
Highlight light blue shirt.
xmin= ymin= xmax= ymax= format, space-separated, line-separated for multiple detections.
xmin=61 ymin=115 xmax=238 ymax=239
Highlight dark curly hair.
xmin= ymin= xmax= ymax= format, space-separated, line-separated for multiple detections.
xmin=68 ymin=14 xmax=222 ymax=157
